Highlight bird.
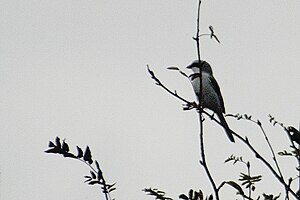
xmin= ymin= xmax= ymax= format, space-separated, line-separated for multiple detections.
xmin=187 ymin=60 xmax=235 ymax=143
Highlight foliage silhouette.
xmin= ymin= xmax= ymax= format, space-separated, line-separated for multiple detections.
xmin=143 ymin=188 xmax=173 ymax=200
xmin=45 ymin=136 xmax=115 ymax=200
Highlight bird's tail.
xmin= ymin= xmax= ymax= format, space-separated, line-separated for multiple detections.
xmin=217 ymin=113 xmax=235 ymax=143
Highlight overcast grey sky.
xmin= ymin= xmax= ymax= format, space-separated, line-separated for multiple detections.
xmin=0 ymin=0 xmax=299 ymax=200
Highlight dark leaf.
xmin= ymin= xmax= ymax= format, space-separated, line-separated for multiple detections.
xmin=193 ymin=191 xmax=199 ymax=200
xmin=189 ymin=189 xmax=193 ymax=199
xmin=198 ymin=190 xmax=203 ymax=200
xmin=247 ymin=161 xmax=250 ymax=168
xmin=97 ymin=170 xmax=103 ymax=182
xmin=143 ymin=188 xmax=173 ymax=200
xmin=62 ymin=140 xmax=69 ymax=152
xmin=90 ymin=171 xmax=96 ymax=179
xmin=95 ymin=160 xmax=100 ymax=171
xmin=88 ymin=180 xmax=101 ymax=185
xmin=48 ymin=141 xmax=55 ymax=148
xmin=107 ymin=183 xmax=116 ymax=189
xmin=179 ymin=194 xmax=189 ymax=200
xmin=147 ymin=65 xmax=154 ymax=76
xmin=257 ymin=120 xmax=261 ymax=126
xmin=84 ymin=176 xmax=92 ymax=183
xmin=55 ymin=137 xmax=61 ymax=149
xmin=263 ymin=193 xmax=281 ymax=200
xmin=278 ymin=150 xmax=293 ymax=156
xmin=224 ymin=155 xmax=234 ymax=163
xmin=207 ymin=194 xmax=213 ymax=200
xmin=76 ymin=146 xmax=83 ymax=158
xmin=289 ymin=127 xmax=300 ymax=145
xmin=167 ymin=66 xmax=179 ymax=70
xmin=83 ymin=146 xmax=93 ymax=164
xmin=226 ymin=181 xmax=244 ymax=195
xmin=45 ymin=148 xmax=60 ymax=154
xmin=108 ymin=187 xmax=116 ymax=193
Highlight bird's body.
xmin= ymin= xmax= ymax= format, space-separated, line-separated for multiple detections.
xmin=187 ymin=60 xmax=235 ymax=143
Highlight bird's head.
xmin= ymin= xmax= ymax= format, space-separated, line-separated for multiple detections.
xmin=186 ymin=60 xmax=213 ymax=75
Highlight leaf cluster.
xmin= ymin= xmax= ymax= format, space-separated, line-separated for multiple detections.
xmin=45 ymin=136 xmax=115 ymax=199
xmin=143 ymin=188 xmax=173 ymax=200
xmin=179 ymin=189 xmax=213 ymax=200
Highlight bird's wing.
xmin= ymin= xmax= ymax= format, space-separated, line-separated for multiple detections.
xmin=209 ymin=76 xmax=226 ymax=113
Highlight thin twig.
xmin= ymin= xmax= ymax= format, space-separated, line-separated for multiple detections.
xmin=147 ymin=65 xmax=195 ymax=108
xmin=195 ymin=0 xmax=202 ymax=63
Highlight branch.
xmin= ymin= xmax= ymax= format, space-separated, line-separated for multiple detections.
xmin=45 ymin=137 xmax=115 ymax=200
xmin=206 ymin=113 xmax=299 ymax=199
xmin=226 ymin=114 xmax=285 ymax=186
xmin=147 ymin=65 xmax=197 ymax=110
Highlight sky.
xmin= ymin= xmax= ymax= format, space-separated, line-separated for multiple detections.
xmin=0 ymin=0 xmax=299 ymax=200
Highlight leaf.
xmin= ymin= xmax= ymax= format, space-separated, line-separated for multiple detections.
xmin=278 ymin=150 xmax=292 ymax=156
xmin=263 ymin=193 xmax=281 ymax=200
xmin=179 ymin=194 xmax=188 ymax=200
xmin=167 ymin=66 xmax=179 ymax=70
xmin=90 ymin=171 xmax=96 ymax=179
xmin=226 ymin=181 xmax=244 ymax=195
xmin=76 ymin=146 xmax=83 ymax=158
xmin=83 ymin=146 xmax=93 ymax=164
xmin=257 ymin=120 xmax=262 ymax=126
xmin=95 ymin=160 xmax=100 ymax=171
xmin=62 ymin=140 xmax=69 ymax=152
xmin=189 ymin=189 xmax=193 ymax=199
xmin=108 ymin=187 xmax=116 ymax=193
xmin=97 ymin=170 xmax=103 ymax=182
xmin=45 ymin=148 xmax=60 ymax=154
xmin=55 ymin=137 xmax=61 ymax=149
xmin=206 ymin=194 xmax=213 ymax=200
xmin=198 ymin=190 xmax=203 ymax=200
xmin=88 ymin=180 xmax=100 ymax=185
xmin=107 ymin=183 xmax=116 ymax=190
xmin=193 ymin=191 xmax=200 ymax=200
xmin=84 ymin=176 xmax=92 ymax=183
xmin=48 ymin=141 xmax=55 ymax=148
xmin=143 ymin=188 xmax=173 ymax=200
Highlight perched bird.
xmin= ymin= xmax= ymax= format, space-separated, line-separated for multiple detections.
xmin=187 ymin=60 xmax=235 ymax=143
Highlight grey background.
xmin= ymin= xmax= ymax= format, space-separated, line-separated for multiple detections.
xmin=0 ymin=0 xmax=299 ymax=199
